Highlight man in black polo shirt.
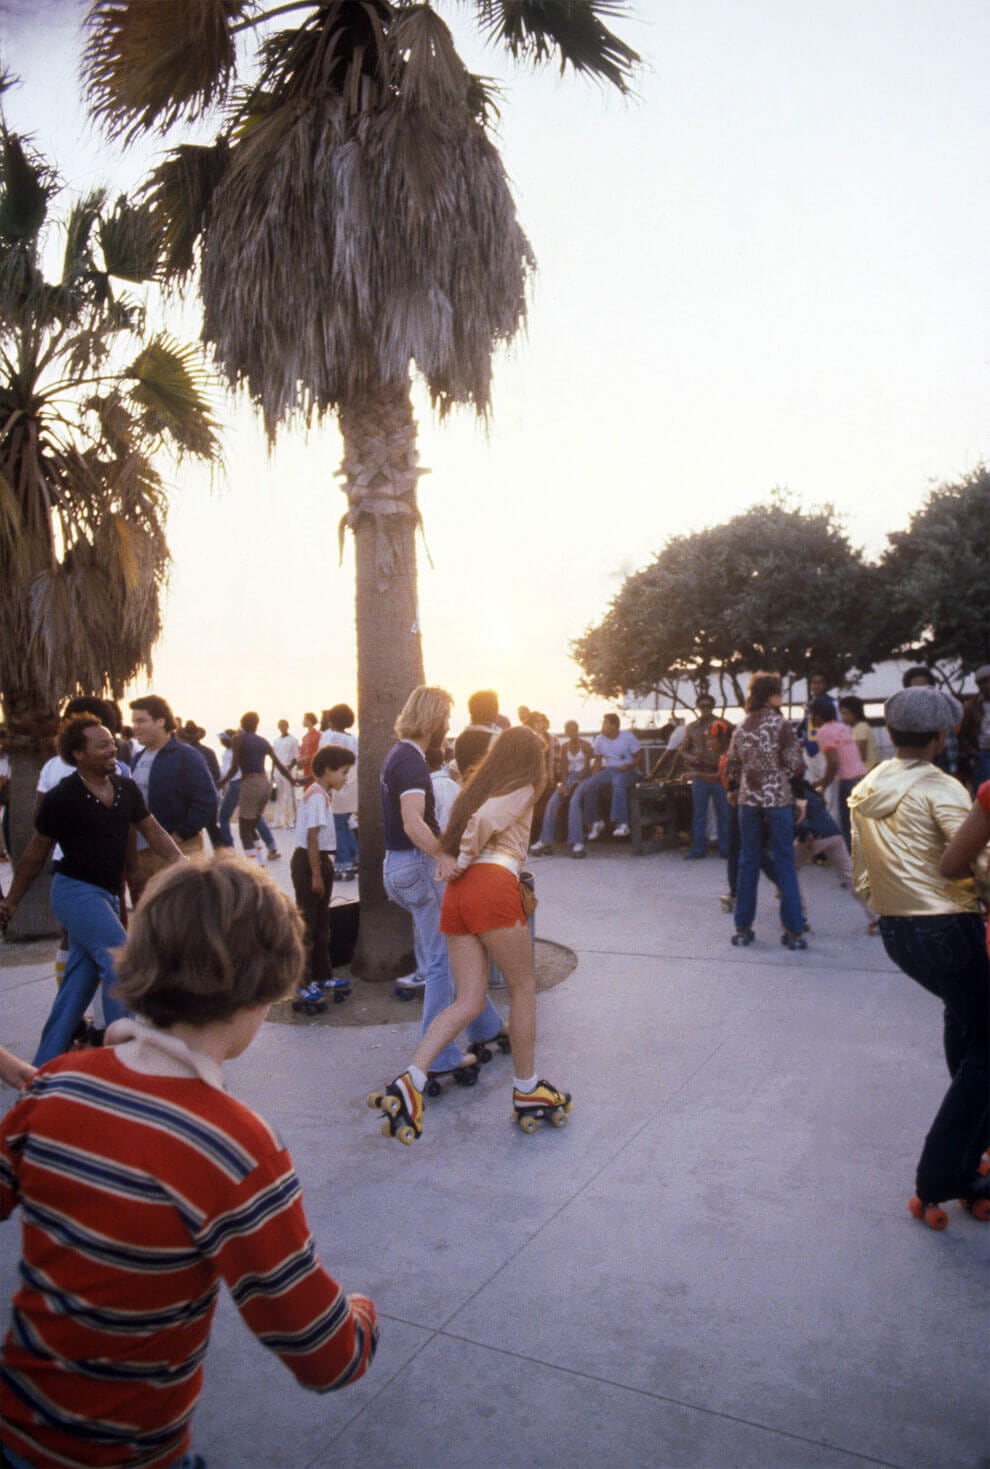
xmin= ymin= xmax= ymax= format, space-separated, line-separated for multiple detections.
xmin=0 ymin=716 xmax=183 ymax=1065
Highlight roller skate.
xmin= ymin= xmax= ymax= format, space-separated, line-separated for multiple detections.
xmin=394 ymin=972 xmax=425 ymax=1002
xmin=780 ymin=931 xmax=808 ymax=951
xmin=292 ymin=982 xmax=328 ymax=1016
xmin=719 ymin=893 xmax=735 ymax=913
xmin=473 ymin=1029 xmax=511 ymax=1065
xmin=425 ymin=1053 xmax=478 ymax=1097
xmin=731 ymin=928 xmax=755 ymax=947
xmin=512 ymin=1079 xmax=573 ymax=1134
xmin=958 ymin=1175 xmax=990 ymax=1222
xmin=367 ymin=1070 xmax=424 ymax=1145
xmin=529 ymin=842 xmax=553 ymax=857
xmin=319 ymin=977 xmax=351 ymax=1004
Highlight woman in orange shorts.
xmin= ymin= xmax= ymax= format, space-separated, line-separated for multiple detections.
xmin=369 ymin=726 xmax=573 ymax=1142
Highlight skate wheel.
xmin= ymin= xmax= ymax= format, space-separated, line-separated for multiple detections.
xmin=333 ymin=990 xmax=349 ymax=1004
xmin=517 ymin=1113 xmax=539 ymax=1134
xmin=960 ymin=1197 xmax=990 ymax=1222
xmin=477 ymin=1047 xmax=492 ymax=1064
xmin=978 ymin=1152 xmax=990 ymax=1177
xmin=425 ymin=1079 xmax=441 ymax=1098
xmin=498 ymin=1037 xmax=512 ymax=1055
xmin=909 ymin=1196 xmax=948 ymax=1230
xmin=380 ymin=1119 xmax=393 ymax=1138
xmin=395 ymin=989 xmax=414 ymax=1002
xmin=550 ymin=1108 xmax=568 ymax=1128
xmin=381 ymin=1094 xmax=402 ymax=1117
xmin=396 ymin=1125 xmax=417 ymax=1146
xmin=366 ymin=1091 xmax=384 ymax=1110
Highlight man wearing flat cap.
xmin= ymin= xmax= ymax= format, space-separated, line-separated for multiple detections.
xmin=848 ymin=686 xmax=989 ymax=1227
xmin=959 ymin=665 xmax=990 ymax=793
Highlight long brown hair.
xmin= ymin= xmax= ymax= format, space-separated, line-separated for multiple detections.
xmin=442 ymin=725 xmax=547 ymax=854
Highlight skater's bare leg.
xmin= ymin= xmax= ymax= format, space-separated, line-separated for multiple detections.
xmin=411 ymin=933 xmax=488 ymax=1074
xmin=481 ymin=924 xmax=536 ymax=1079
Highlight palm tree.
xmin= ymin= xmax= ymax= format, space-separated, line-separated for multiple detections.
xmin=0 ymin=92 xmax=219 ymax=935
xmin=83 ymin=0 xmax=639 ymax=976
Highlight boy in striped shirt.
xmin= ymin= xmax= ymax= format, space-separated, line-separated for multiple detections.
xmin=0 ymin=860 xmax=378 ymax=1468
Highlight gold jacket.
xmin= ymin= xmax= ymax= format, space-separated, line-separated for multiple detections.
xmin=849 ymin=758 xmax=985 ymax=916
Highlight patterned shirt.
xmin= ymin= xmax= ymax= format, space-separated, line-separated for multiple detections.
xmin=725 ymin=708 xmax=805 ymax=808
xmin=1 ymin=1046 xmax=378 ymax=1468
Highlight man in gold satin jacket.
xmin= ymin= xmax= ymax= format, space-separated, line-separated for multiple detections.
xmin=849 ymin=686 xmax=989 ymax=1226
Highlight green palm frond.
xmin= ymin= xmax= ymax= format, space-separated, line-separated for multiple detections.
xmin=125 ymin=334 xmax=221 ymax=460
xmin=0 ymin=128 xmax=55 ymax=243
xmin=257 ymin=2 xmax=392 ymax=113
xmin=98 ymin=196 xmax=162 ymax=282
xmin=84 ymin=0 xmax=250 ymax=143
xmin=143 ymin=140 xmax=230 ymax=279
xmin=476 ymin=0 xmax=640 ymax=92
xmin=61 ymin=189 xmax=107 ymax=282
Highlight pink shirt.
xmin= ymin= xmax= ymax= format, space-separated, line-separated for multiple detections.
xmin=816 ymin=721 xmax=867 ymax=781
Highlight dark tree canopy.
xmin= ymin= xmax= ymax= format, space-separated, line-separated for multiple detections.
xmin=573 ymin=496 xmax=883 ymax=706
xmin=878 ymin=465 xmax=990 ymax=680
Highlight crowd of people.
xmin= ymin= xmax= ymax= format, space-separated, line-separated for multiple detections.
xmin=0 ymin=665 xmax=988 ymax=1463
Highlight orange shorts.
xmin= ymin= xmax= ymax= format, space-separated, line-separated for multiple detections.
xmin=440 ymin=862 xmax=526 ymax=936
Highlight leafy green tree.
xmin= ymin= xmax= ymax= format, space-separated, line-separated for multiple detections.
xmin=0 ymin=100 xmax=218 ymax=935
xmin=82 ymin=0 xmax=640 ymax=976
xmin=877 ymin=465 xmax=990 ymax=684
xmin=574 ymin=496 xmax=882 ymax=709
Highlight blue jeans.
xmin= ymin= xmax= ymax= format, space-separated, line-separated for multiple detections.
xmin=34 ymin=875 xmax=129 ymax=1065
xmin=383 ymin=849 xmax=501 ymax=1071
xmin=688 ymin=779 xmax=729 ymax=857
xmin=217 ymin=780 xmax=274 ymax=850
xmin=735 ymin=805 xmax=803 ymax=936
xmin=879 ymin=913 xmax=989 ymax=1201
xmin=334 ymin=813 xmax=358 ymax=869
xmin=539 ymin=783 xmax=579 ymax=845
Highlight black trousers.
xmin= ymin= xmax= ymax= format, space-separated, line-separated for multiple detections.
xmin=879 ymin=912 xmax=989 ymax=1201
xmin=291 ymin=848 xmax=334 ymax=985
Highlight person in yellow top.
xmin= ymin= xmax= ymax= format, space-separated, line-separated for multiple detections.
xmin=849 ymin=686 xmax=989 ymax=1230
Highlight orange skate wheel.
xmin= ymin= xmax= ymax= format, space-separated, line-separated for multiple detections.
xmin=550 ymin=1108 xmax=569 ymax=1128
xmin=366 ymin=1091 xmax=384 ymax=1110
xmin=395 ymin=1124 xmax=417 ymax=1146
xmin=978 ymin=1152 xmax=990 ymax=1177
xmin=959 ymin=1197 xmax=990 ymax=1222
xmin=516 ymin=1113 xmax=539 ymax=1134
xmin=909 ymin=1195 xmax=948 ymax=1230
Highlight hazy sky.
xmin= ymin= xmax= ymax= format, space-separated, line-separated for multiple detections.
xmin=2 ymin=1 xmax=987 ymax=735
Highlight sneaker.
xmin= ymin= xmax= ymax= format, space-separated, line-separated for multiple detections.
xmin=587 ymin=820 xmax=605 ymax=842
xmin=394 ymin=972 xmax=426 ymax=994
xmin=267 ymin=848 xmax=281 ymax=861
xmin=571 ymin=844 xmax=586 ymax=859
xmin=529 ymin=842 xmax=552 ymax=857
xmin=612 ymin=823 xmax=630 ymax=838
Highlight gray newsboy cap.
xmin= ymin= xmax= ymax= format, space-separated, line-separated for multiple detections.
xmin=884 ymin=687 xmax=962 ymax=733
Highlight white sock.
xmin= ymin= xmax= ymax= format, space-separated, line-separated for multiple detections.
xmin=408 ymin=1065 xmax=427 ymax=1091
xmin=514 ymin=1073 xmax=538 ymax=1093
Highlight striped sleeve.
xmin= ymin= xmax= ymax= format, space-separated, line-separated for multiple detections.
xmin=197 ymin=1148 xmax=379 ymax=1391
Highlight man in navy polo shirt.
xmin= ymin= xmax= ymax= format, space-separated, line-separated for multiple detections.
xmin=129 ymin=694 xmax=217 ymax=878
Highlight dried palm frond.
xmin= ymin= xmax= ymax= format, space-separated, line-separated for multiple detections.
xmin=84 ymin=0 xmax=249 ymax=143
xmin=476 ymin=0 xmax=640 ymax=92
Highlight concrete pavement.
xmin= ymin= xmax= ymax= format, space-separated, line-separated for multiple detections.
xmin=2 ymin=837 xmax=987 ymax=1468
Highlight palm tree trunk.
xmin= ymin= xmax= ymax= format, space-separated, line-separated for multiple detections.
xmin=339 ymin=379 xmax=426 ymax=980
xmin=2 ymin=691 xmax=59 ymax=940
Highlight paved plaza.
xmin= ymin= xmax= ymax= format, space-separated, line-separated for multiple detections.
xmin=2 ymin=837 xmax=987 ymax=1468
